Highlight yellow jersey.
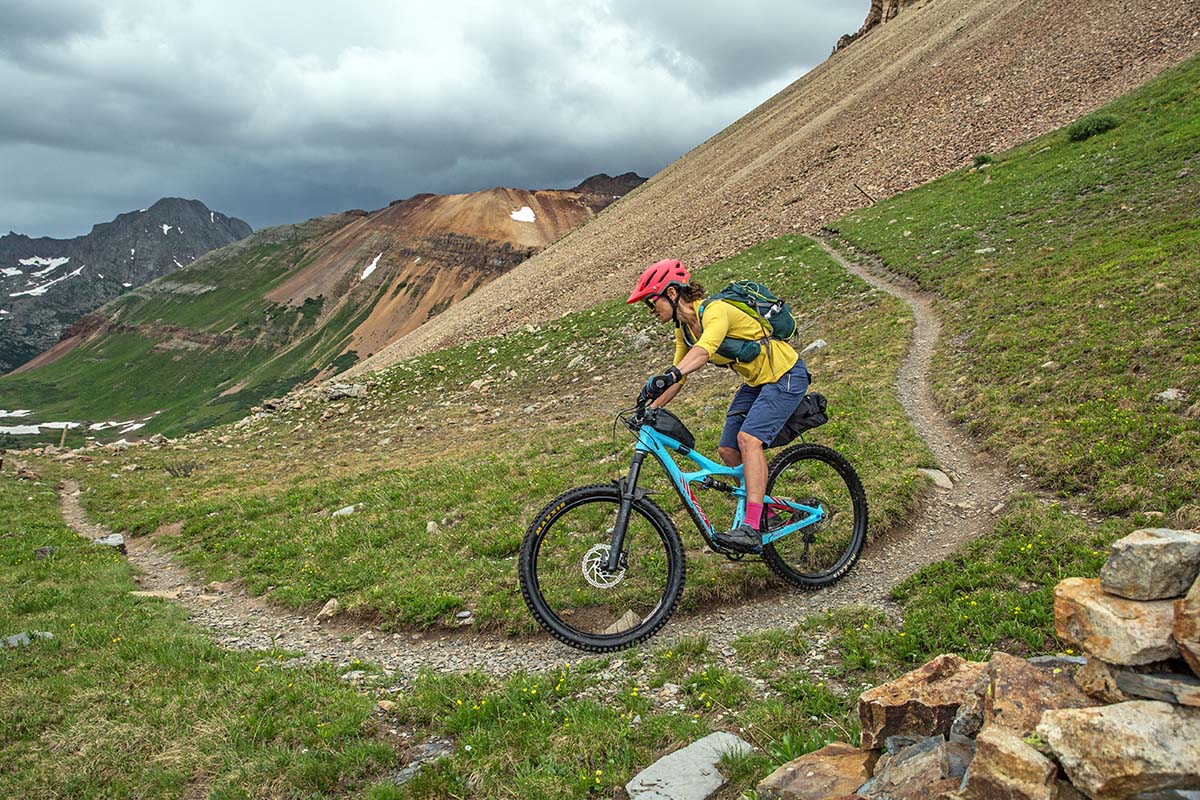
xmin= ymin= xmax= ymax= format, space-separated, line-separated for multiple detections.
xmin=673 ymin=300 xmax=798 ymax=387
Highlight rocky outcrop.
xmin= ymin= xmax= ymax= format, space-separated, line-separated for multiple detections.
xmin=834 ymin=0 xmax=926 ymax=53
xmin=1174 ymin=575 xmax=1200 ymax=676
xmin=957 ymin=725 xmax=1058 ymax=800
xmin=0 ymin=198 xmax=251 ymax=374
xmin=1054 ymin=578 xmax=1178 ymax=666
xmin=757 ymin=742 xmax=877 ymax=800
xmin=759 ymin=526 xmax=1200 ymax=800
xmin=1100 ymin=528 xmax=1200 ymax=600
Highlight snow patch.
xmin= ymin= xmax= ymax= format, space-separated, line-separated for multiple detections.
xmin=210 ymin=211 xmax=215 ymax=223
xmin=1 ymin=268 xmax=21 ymax=277
xmin=0 ymin=420 xmax=80 ymax=435
xmin=120 ymin=422 xmax=146 ymax=434
xmin=162 ymin=224 xmax=173 ymax=235
xmin=123 ymin=282 xmax=132 ymax=288
xmin=31 ymin=260 xmax=68 ymax=278
xmin=360 ymin=252 xmax=382 ymax=280
xmin=173 ymin=258 xmax=184 ymax=269
xmin=9 ymin=265 xmax=85 ymax=297
xmin=0 ymin=409 xmax=33 ymax=417
xmin=510 ymin=206 xmax=536 ymax=223
xmin=130 ymin=248 xmax=136 ymax=256
xmin=19 ymin=256 xmax=70 ymax=269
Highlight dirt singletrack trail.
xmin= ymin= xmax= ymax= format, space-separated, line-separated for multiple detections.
xmin=59 ymin=236 xmax=1028 ymax=679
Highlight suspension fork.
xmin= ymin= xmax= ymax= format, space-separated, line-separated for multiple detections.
xmin=604 ymin=450 xmax=647 ymax=572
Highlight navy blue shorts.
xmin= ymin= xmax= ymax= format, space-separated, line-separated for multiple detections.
xmin=719 ymin=360 xmax=810 ymax=450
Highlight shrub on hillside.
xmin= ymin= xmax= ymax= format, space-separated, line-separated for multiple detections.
xmin=1066 ymin=114 xmax=1121 ymax=142
xmin=972 ymin=153 xmax=994 ymax=168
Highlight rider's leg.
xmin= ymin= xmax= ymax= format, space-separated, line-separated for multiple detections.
xmin=715 ymin=363 xmax=810 ymax=551
xmin=717 ymin=446 xmax=741 ymax=466
xmin=737 ymin=430 xmax=768 ymax=506
xmin=718 ymin=384 xmax=758 ymax=468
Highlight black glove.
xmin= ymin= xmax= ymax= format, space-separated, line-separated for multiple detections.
xmin=643 ymin=366 xmax=682 ymax=400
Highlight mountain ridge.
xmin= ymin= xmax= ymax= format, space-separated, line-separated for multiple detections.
xmin=0 ymin=197 xmax=252 ymax=374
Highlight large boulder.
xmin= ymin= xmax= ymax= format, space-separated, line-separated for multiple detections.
xmin=1175 ymin=575 xmax=1200 ymax=677
xmin=957 ymin=724 xmax=1058 ymax=800
xmin=982 ymin=652 xmax=1097 ymax=736
xmin=1037 ymin=700 xmax=1200 ymax=799
xmin=1100 ymin=528 xmax=1200 ymax=600
xmin=756 ymin=742 xmax=877 ymax=800
xmin=1053 ymin=578 xmax=1178 ymax=665
xmin=858 ymin=654 xmax=987 ymax=750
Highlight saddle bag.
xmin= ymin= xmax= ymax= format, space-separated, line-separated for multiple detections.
xmin=767 ymin=393 xmax=828 ymax=449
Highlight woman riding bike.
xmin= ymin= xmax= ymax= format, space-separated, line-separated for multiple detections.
xmin=628 ymin=258 xmax=810 ymax=553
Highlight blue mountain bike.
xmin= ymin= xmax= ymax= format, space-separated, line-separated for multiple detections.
xmin=519 ymin=392 xmax=867 ymax=652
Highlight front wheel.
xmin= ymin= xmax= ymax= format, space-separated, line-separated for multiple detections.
xmin=519 ymin=484 xmax=685 ymax=652
xmin=761 ymin=443 xmax=868 ymax=589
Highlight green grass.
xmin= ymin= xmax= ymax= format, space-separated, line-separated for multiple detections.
xmin=829 ymin=54 xmax=1200 ymax=521
xmin=0 ymin=473 xmax=404 ymax=799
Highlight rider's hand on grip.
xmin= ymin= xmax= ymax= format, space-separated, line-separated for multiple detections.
xmin=643 ymin=366 xmax=681 ymax=401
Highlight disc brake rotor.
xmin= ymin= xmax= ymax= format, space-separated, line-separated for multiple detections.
xmin=582 ymin=543 xmax=625 ymax=588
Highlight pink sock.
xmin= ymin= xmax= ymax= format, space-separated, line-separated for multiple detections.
xmin=745 ymin=502 xmax=764 ymax=529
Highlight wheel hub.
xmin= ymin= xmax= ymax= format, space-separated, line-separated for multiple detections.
xmin=582 ymin=543 xmax=626 ymax=588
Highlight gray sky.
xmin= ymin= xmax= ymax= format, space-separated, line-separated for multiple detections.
xmin=1 ymin=1 xmax=865 ymax=238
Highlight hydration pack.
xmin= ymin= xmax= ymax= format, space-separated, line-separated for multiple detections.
xmin=681 ymin=281 xmax=797 ymax=364
xmin=705 ymin=281 xmax=797 ymax=341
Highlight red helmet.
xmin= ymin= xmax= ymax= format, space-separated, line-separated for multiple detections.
xmin=627 ymin=259 xmax=691 ymax=304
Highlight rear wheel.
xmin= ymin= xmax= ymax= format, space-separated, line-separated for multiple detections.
xmin=761 ymin=443 xmax=867 ymax=588
xmin=519 ymin=484 xmax=685 ymax=652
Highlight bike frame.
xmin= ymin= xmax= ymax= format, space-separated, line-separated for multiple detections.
xmin=603 ymin=412 xmax=825 ymax=571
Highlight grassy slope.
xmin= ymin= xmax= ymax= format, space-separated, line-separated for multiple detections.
xmin=0 ymin=218 xmax=371 ymax=445
xmin=5 ymin=54 xmax=1199 ymax=800
xmin=62 ymin=234 xmax=928 ymax=632
xmin=0 ymin=474 xmax=399 ymax=799
xmin=830 ymin=55 xmax=1200 ymax=522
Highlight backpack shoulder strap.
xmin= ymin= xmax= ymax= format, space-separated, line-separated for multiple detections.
xmin=681 ymin=301 xmax=706 ymax=347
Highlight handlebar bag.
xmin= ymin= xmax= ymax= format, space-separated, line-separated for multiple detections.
xmin=649 ymin=408 xmax=696 ymax=449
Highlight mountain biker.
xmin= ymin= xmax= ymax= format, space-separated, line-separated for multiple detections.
xmin=627 ymin=259 xmax=810 ymax=553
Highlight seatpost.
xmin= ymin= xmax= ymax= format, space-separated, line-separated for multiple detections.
xmin=605 ymin=450 xmax=646 ymax=572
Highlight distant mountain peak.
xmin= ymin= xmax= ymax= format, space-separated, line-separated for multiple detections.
xmin=571 ymin=173 xmax=647 ymax=195
xmin=0 ymin=199 xmax=252 ymax=374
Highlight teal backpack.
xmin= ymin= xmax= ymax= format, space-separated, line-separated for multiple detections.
xmin=681 ymin=281 xmax=797 ymax=364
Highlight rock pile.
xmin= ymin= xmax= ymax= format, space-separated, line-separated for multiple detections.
xmin=756 ymin=527 xmax=1200 ymax=800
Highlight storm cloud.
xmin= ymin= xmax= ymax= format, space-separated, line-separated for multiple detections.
xmin=1 ymin=1 xmax=865 ymax=237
